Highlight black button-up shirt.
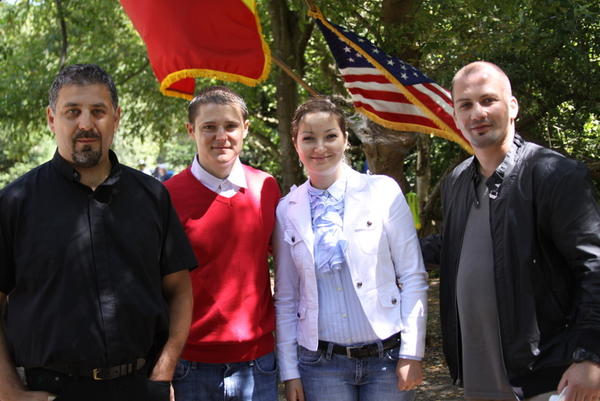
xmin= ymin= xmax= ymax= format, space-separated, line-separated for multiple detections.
xmin=0 ymin=151 xmax=197 ymax=369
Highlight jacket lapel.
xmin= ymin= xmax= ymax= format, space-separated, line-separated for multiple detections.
xmin=343 ymin=166 xmax=368 ymax=233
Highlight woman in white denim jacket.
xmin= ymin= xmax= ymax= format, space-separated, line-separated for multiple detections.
xmin=274 ymin=98 xmax=428 ymax=401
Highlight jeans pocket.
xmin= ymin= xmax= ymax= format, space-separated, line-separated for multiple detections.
xmin=253 ymin=352 xmax=278 ymax=375
xmin=298 ymin=346 xmax=323 ymax=365
xmin=145 ymin=379 xmax=170 ymax=401
xmin=172 ymin=359 xmax=191 ymax=382
xmin=383 ymin=345 xmax=401 ymax=361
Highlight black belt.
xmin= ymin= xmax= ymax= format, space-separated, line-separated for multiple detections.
xmin=42 ymin=358 xmax=146 ymax=381
xmin=317 ymin=332 xmax=401 ymax=359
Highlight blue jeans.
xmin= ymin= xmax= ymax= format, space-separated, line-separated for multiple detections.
xmin=298 ymin=345 xmax=416 ymax=401
xmin=172 ymin=352 xmax=278 ymax=401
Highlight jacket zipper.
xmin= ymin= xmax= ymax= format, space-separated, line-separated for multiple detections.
xmin=489 ymin=184 xmax=517 ymax=398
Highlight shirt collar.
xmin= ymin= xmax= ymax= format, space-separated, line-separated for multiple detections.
xmin=190 ymin=155 xmax=247 ymax=189
xmin=492 ymin=133 xmax=522 ymax=181
xmin=51 ymin=149 xmax=121 ymax=186
xmin=470 ymin=133 xmax=524 ymax=199
xmin=308 ymin=170 xmax=347 ymax=202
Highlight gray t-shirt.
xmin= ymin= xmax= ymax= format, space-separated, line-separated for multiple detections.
xmin=456 ymin=176 xmax=515 ymax=400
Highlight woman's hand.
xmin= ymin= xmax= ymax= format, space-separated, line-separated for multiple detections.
xmin=284 ymin=378 xmax=305 ymax=401
xmin=396 ymin=358 xmax=423 ymax=391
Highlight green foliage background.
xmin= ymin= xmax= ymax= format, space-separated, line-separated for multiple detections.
xmin=1 ymin=0 xmax=598 ymax=194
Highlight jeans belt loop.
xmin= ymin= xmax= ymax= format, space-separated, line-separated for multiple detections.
xmin=377 ymin=340 xmax=384 ymax=358
xmin=326 ymin=342 xmax=335 ymax=360
xmin=345 ymin=345 xmax=361 ymax=359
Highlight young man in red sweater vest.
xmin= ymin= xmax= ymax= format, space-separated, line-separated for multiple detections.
xmin=165 ymin=86 xmax=281 ymax=401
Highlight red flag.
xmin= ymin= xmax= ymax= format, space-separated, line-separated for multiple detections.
xmin=310 ymin=8 xmax=472 ymax=154
xmin=120 ymin=0 xmax=271 ymax=100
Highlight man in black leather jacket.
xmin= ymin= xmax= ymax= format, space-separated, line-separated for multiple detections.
xmin=423 ymin=61 xmax=600 ymax=401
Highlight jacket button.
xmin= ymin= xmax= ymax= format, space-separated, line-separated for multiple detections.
xmin=391 ymin=298 xmax=397 ymax=305
xmin=291 ymin=236 xmax=295 ymax=242
xmin=356 ymin=282 xmax=362 ymax=288
xmin=366 ymin=221 xmax=372 ymax=226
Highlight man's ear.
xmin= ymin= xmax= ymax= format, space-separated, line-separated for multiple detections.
xmin=509 ymin=96 xmax=519 ymax=121
xmin=186 ymin=122 xmax=195 ymax=139
xmin=243 ymin=120 xmax=250 ymax=139
xmin=47 ymin=106 xmax=56 ymax=133
xmin=114 ymin=106 xmax=121 ymax=130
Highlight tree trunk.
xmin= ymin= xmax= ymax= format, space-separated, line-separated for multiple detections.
xmin=356 ymin=119 xmax=417 ymax=193
xmin=268 ymin=0 xmax=309 ymax=193
xmin=355 ymin=0 xmax=420 ymax=192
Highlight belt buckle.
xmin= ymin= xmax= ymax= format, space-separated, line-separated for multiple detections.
xmin=92 ymin=368 xmax=103 ymax=381
xmin=345 ymin=345 xmax=361 ymax=359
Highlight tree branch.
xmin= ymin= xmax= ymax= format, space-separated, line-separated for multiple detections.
xmin=296 ymin=19 xmax=314 ymax=70
xmin=54 ymin=0 xmax=68 ymax=70
xmin=119 ymin=59 xmax=150 ymax=85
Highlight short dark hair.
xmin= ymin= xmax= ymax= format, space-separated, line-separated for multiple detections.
xmin=48 ymin=64 xmax=118 ymax=110
xmin=188 ymin=86 xmax=249 ymax=123
xmin=291 ymin=97 xmax=347 ymax=141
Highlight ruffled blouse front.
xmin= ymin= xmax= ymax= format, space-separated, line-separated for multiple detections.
xmin=307 ymin=177 xmax=347 ymax=274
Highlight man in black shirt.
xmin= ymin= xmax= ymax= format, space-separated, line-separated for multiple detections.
xmin=0 ymin=64 xmax=197 ymax=401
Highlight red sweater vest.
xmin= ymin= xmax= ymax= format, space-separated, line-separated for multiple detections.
xmin=165 ymin=165 xmax=280 ymax=362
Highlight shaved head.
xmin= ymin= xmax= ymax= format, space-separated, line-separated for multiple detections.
xmin=451 ymin=61 xmax=513 ymax=100
xmin=450 ymin=61 xmax=519 ymax=158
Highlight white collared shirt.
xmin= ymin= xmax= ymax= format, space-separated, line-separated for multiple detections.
xmin=190 ymin=156 xmax=247 ymax=198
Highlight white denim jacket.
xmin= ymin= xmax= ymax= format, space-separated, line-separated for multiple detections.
xmin=273 ymin=166 xmax=428 ymax=381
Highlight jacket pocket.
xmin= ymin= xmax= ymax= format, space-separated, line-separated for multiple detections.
xmin=378 ymin=285 xmax=402 ymax=309
xmin=352 ymin=217 xmax=381 ymax=254
xmin=284 ymin=229 xmax=309 ymax=269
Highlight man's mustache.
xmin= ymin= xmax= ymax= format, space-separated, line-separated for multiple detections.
xmin=73 ymin=130 xmax=100 ymax=140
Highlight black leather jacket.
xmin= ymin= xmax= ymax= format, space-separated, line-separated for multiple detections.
xmin=423 ymin=135 xmax=600 ymax=398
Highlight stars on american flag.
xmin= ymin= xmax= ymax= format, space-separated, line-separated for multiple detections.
xmin=312 ymin=13 xmax=472 ymax=153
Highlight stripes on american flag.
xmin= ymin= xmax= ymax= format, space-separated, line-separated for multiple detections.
xmin=309 ymin=9 xmax=472 ymax=153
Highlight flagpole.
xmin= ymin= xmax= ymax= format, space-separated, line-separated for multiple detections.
xmin=271 ymin=55 xmax=320 ymax=97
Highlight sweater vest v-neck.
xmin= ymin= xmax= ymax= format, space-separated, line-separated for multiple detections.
xmin=165 ymin=166 xmax=280 ymax=362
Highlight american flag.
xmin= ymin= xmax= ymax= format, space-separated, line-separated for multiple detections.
xmin=310 ymin=9 xmax=472 ymax=153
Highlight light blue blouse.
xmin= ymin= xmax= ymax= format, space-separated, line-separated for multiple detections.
xmin=307 ymin=176 xmax=379 ymax=345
